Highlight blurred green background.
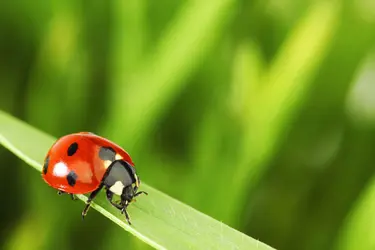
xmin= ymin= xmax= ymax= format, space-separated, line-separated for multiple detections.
xmin=1 ymin=0 xmax=375 ymax=249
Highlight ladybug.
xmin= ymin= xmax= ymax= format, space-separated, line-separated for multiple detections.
xmin=41 ymin=132 xmax=147 ymax=225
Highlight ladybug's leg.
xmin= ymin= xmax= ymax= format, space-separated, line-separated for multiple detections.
xmin=106 ymin=188 xmax=131 ymax=225
xmin=132 ymin=186 xmax=148 ymax=199
xmin=105 ymin=189 xmax=122 ymax=210
xmin=119 ymin=199 xmax=131 ymax=225
xmin=132 ymin=178 xmax=148 ymax=199
xmin=82 ymin=183 xmax=104 ymax=219
xmin=134 ymin=191 xmax=148 ymax=197
xmin=57 ymin=191 xmax=77 ymax=200
xmin=119 ymin=187 xmax=133 ymax=224
xmin=122 ymin=207 xmax=131 ymax=225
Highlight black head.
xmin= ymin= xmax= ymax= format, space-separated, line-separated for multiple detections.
xmin=121 ymin=185 xmax=136 ymax=203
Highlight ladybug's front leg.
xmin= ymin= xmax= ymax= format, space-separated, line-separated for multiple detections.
xmin=134 ymin=191 xmax=148 ymax=198
xmin=106 ymin=189 xmax=132 ymax=225
xmin=105 ymin=189 xmax=122 ymax=210
xmin=120 ymin=187 xmax=135 ymax=224
xmin=120 ymin=202 xmax=131 ymax=225
xmin=129 ymin=184 xmax=148 ymax=201
xmin=81 ymin=183 xmax=104 ymax=219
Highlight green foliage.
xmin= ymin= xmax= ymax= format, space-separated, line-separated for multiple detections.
xmin=1 ymin=0 xmax=375 ymax=250
xmin=0 ymin=110 xmax=275 ymax=250
xmin=335 ymin=175 xmax=375 ymax=250
xmin=103 ymin=0 xmax=236 ymax=147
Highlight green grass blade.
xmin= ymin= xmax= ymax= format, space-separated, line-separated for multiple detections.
xmin=103 ymin=0 xmax=235 ymax=148
xmin=243 ymin=0 xmax=340 ymax=183
xmin=235 ymin=0 xmax=340 ymax=190
xmin=333 ymin=55 xmax=375 ymax=250
xmin=0 ymin=110 xmax=275 ymax=250
xmin=198 ymin=1 xmax=341 ymax=226
xmin=334 ymin=175 xmax=375 ymax=250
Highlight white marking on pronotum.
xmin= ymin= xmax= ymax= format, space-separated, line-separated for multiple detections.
xmin=103 ymin=160 xmax=112 ymax=169
xmin=104 ymin=155 xmax=122 ymax=169
xmin=53 ymin=162 xmax=69 ymax=177
xmin=110 ymin=181 xmax=124 ymax=196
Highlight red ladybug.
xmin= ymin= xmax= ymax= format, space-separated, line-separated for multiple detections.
xmin=41 ymin=132 xmax=147 ymax=224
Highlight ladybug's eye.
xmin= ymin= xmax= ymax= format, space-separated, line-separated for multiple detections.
xmin=43 ymin=156 xmax=50 ymax=174
xmin=67 ymin=142 xmax=78 ymax=156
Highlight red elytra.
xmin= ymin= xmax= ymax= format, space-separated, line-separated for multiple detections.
xmin=42 ymin=132 xmax=134 ymax=194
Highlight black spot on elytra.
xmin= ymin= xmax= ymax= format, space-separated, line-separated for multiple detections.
xmin=99 ymin=146 xmax=116 ymax=161
xmin=67 ymin=171 xmax=78 ymax=186
xmin=43 ymin=156 xmax=50 ymax=174
xmin=67 ymin=142 xmax=78 ymax=156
